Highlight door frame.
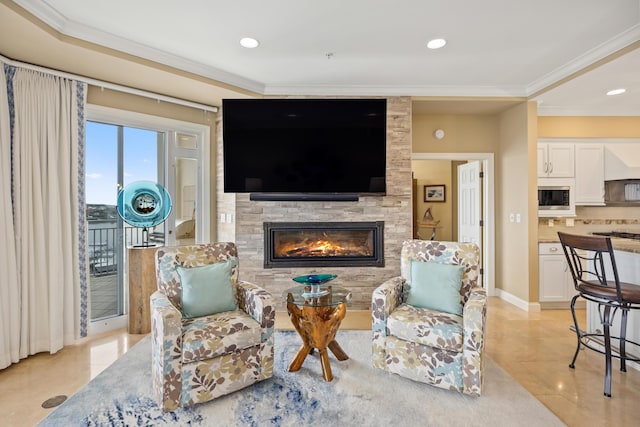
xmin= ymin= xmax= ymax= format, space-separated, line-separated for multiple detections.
xmin=411 ymin=152 xmax=495 ymax=296
xmin=86 ymin=105 xmax=211 ymax=244
xmin=85 ymin=105 xmax=210 ymax=335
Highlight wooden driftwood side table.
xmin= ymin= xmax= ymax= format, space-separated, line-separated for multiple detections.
xmin=127 ymin=246 xmax=158 ymax=334
xmin=284 ymin=283 xmax=352 ymax=382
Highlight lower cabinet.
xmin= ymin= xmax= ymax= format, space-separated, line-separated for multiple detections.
xmin=539 ymin=243 xmax=574 ymax=305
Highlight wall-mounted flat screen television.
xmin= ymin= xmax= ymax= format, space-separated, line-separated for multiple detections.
xmin=222 ymin=98 xmax=387 ymax=199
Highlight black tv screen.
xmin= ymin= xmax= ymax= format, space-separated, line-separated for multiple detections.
xmin=222 ymin=98 xmax=387 ymax=196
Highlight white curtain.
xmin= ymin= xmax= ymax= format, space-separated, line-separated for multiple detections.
xmin=0 ymin=63 xmax=87 ymax=369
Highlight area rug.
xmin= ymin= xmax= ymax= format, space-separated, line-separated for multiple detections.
xmin=38 ymin=330 xmax=563 ymax=427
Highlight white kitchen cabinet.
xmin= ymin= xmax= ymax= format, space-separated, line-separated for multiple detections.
xmin=538 ymin=143 xmax=574 ymax=178
xmin=575 ymin=143 xmax=605 ymax=205
xmin=539 ymin=243 xmax=574 ymax=303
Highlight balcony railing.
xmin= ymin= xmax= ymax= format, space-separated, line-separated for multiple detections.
xmin=88 ymin=224 xmax=164 ymax=276
xmin=88 ymin=223 xmax=164 ymax=320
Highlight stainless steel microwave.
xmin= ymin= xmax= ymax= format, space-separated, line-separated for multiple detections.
xmin=538 ymin=186 xmax=570 ymax=210
xmin=538 ymin=178 xmax=575 ymax=217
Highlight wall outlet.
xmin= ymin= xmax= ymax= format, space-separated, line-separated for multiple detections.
xmin=220 ymin=213 xmax=226 ymax=223
xmin=548 ymin=219 xmax=554 ymax=227
xmin=566 ymin=218 xmax=575 ymax=227
xmin=516 ymin=213 xmax=521 ymax=223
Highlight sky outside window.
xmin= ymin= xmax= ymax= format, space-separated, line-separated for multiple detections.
xmin=85 ymin=121 xmax=159 ymax=205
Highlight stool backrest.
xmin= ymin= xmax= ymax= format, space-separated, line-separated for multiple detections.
xmin=558 ymin=232 xmax=623 ymax=302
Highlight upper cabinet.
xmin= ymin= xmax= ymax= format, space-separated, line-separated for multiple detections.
xmin=537 ymin=143 xmax=574 ymax=178
xmin=574 ymin=144 xmax=605 ymax=205
xmin=538 ymin=139 xmax=640 ymax=211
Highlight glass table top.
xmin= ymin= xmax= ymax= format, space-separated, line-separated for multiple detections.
xmin=283 ymin=285 xmax=352 ymax=307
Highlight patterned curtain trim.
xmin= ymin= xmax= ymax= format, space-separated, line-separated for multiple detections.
xmin=4 ymin=64 xmax=15 ymax=221
xmin=76 ymin=81 xmax=88 ymax=337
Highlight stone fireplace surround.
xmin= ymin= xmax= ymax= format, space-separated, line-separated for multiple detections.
xmin=216 ymin=97 xmax=413 ymax=310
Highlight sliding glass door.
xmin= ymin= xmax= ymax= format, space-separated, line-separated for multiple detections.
xmin=85 ymin=122 xmax=164 ymax=321
xmin=85 ymin=106 xmax=210 ymax=332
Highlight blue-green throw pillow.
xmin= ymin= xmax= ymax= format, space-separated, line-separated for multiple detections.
xmin=406 ymin=260 xmax=465 ymax=316
xmin=177 ymin=257 xmax=238 ymax=318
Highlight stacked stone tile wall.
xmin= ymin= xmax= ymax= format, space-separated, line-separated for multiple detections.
xmin=217 ymin=96 xmax=413 ymax=310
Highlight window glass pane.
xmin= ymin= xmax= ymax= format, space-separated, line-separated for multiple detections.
xmin=86 ymin=122 xmax=120 ymax=320
xmin=123 ymin=127 xmax=159 ymax=185
xmin=86 ymin=122 xmax=118 ymax=205
xmin=175 ymin=157 xmax=197 ymax=245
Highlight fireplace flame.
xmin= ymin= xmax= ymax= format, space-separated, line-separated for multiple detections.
xmin=277 ymin=238 xmax=371 ymax=258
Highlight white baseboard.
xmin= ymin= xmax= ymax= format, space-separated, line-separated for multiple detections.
xmin=495 ymin=289 xmax=587 ymax=312
xmin=494 ymin=289 xmax=541 ymax=312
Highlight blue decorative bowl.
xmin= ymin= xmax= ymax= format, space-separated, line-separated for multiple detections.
xmin=116 ymin=180 xmax=172 ymax=228
xmin=292 ymin=274 xmax=337 ymax=285
xmin=293 ymin=274 xmax=337 ymax=297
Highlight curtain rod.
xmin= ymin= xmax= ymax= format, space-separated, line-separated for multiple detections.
xmin=1 ymin=54 xmax=218 ymax=113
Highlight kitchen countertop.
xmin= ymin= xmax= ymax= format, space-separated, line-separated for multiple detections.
xmin=539 ymin=236 xmax=640 ymax=254
xmin=539 ymin=237 xmax=562 ymax=244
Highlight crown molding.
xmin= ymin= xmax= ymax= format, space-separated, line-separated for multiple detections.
xmin=263 ymin=84 xmax=527 ymax=97
xmin=537 ymin=105 xmax=640 ymax=117
xmin=14 ymin=0 xmax=67 ymax=30
xmin=526 ymin=23 xmax=640 ymax=96
xmin=13 ymin=0 xmax=265 ymax=94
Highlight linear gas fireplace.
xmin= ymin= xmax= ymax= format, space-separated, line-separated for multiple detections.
xmin=263 ymin=221 xmax=384 ymax=268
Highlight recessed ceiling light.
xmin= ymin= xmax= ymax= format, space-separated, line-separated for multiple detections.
xmin=427 ymin=38 xmax=447 ymax=49
xmin=606 ymin=88 xmax=626 ymax=96
xmin=240 ymin=37 xmax=260 ymax=49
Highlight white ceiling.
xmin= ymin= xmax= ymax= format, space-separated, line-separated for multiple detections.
xmin=12 ymin=0 xmax=640 ymax=115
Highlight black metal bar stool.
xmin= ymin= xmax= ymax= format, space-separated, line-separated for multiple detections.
xmin=558 ymin=232 xmax=640 ymax=397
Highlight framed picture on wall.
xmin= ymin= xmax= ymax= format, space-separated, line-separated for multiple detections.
xmin=424 ymin=185 xmax=445 ymax=202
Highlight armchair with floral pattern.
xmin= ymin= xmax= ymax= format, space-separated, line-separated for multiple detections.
xmin=372 ymin=240 xmax=486 ymax=396
xmin=151 ymin=242 xmax=275 ymax=412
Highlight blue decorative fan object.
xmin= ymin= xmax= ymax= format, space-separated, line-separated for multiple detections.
xmin=117 ymin=181 xmax=172 ymax=246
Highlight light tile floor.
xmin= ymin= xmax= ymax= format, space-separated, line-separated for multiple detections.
xmin=1 ymin=297 xmax=640 ymax=426
xmin=485 ymin=298 xmax=640 ymax=426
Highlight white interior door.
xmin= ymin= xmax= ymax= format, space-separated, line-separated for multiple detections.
xmin=458 ymin=160 xmax=483 ymax=285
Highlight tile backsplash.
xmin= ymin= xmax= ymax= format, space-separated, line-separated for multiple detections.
xmin=538 ymin=206 xmax=640 ymax=240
